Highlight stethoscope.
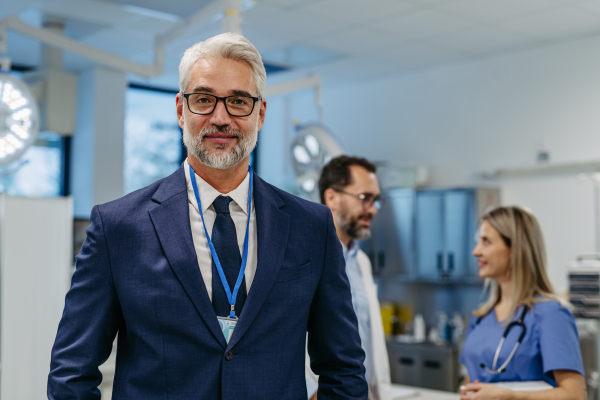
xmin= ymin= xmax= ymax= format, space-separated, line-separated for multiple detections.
xmin=478 ymin=305 xmax=529 ymax=374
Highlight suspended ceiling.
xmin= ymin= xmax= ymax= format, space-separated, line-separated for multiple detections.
xmin=3 ymin=0 xmax=600 ymax=88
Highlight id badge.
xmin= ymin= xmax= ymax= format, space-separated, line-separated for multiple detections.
xmin=217 ymin=316 xmax=238 ymax=344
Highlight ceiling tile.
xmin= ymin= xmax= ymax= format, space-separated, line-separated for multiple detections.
xmin=244 ymin=8 xmax=351 ymax=42
xmin=311 ymin=56 xmax=406 ymax=84
xmin=243 ymin=30 xmax=292 ymax=53
xmin=570 ymin=0 xmax=600 ymax=16
xmin=303 ymin=26 xmax=410 ymax=56
xmin=500 ymin=7 xmax=600 ymax=41
xmin=298 ymin=0 xmax=423 ymax=24
xmin=79 ymin=26 xmax=155 ymax=57
xmin=367 ymin=41 xmax=463 ymax=68
xmin=261 ymin=0 xmax=322 ymax=10
xmin=0 ymin=0 xmax=39 ymax=20
xmin=126 ymin=17 xmax=179 ymax=35
xmin=103 ymin=0 xmax=213 ymax=19
xmin=33 ymin=0 xmax=142 ymax=26
xmin=435 ymin=0 xmax=565 ymax=22
xmin=243 ymin=1 xmax=286 ymax=19
xmin=376 ymin=8 xmax=481 ymax=40
xmin=423 ymin=25 xmax=539 ymax=56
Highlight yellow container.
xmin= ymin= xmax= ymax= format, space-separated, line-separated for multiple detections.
xmin=379 ymin=302 xmax=396 ymax=335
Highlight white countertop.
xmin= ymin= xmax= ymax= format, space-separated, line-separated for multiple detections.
xmin=391 ymin=384 xmax=460 ymax=400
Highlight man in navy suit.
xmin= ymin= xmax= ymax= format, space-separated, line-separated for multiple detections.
xmin=48 ymin=33 xmax=367 ymax=399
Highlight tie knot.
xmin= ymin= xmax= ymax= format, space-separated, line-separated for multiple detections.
xmin=213 ymin=196 xmax=231 ymax=214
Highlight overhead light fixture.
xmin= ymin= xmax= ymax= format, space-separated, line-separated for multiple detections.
xmin=291 ymin=124 xmax=344 ymax=202
xmin=0 ymin=71 xmax=39 ymax=165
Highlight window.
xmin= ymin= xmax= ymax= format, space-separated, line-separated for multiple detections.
xmin=0 ymin=132 xmax=64 ymax=197
xmin=124 ymin=86 xmax=183 ymax=194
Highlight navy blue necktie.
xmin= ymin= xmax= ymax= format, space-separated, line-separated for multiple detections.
xmin=211 ymin=196 xmax=247 ymax=317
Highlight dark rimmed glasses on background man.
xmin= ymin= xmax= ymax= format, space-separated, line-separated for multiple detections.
xmin=182 ymin=93 xmax=262 ymax=117
xmin=333 ymin=188 xmax=384 ymax=211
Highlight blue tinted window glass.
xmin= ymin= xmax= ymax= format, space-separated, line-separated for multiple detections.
xmin=124 ymin=88 xmax=182 ymax=194
xmin=0 ymin=132 xmax=62 ymax=197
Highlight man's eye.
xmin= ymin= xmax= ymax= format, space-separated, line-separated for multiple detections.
xmin=232 ymin=97 xmax=249 ymax=105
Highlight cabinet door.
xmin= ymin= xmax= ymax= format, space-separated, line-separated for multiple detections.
xmin=361 ymin=189 xmax=414 ymax=277
xmin=388 ymin=343 xmax=421 ymax=387
xmin=419 ymin=346 xmax=458 ymax=392
xmin=416 ymin=191 xmax=444 ymax=279
xmin=382 ymin=189 xmax=415 ymax=277
xmin=443 ymin=190 xmax=472 ymax=277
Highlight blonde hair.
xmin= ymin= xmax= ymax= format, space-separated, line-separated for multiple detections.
xmin=474 ymin=206 xmax=567 ymax=321
xmin=178 ymin=32 xmax=267 ymax=97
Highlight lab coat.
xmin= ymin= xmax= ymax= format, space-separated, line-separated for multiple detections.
xmin=306 ymin=248 xmax=392 ymax=400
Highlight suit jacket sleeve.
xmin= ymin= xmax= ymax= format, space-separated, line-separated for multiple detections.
xmin=306 ymin=211 xmax=368 ymax=399
xmin=48 ymin=205 xmax=123 ymax=400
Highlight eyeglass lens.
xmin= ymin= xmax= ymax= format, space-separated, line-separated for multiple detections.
xmin=187 ymin=94 xmax=255 ymax=116
xmin=363 ymin=195 xmax=383 ymax=210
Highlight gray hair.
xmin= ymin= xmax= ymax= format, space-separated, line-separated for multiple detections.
xmin=178 ymin=32 xmax=266 ymax=98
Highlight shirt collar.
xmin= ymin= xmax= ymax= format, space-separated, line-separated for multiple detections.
xmin=184 ymin=159 xmax=251 ymax=215
xmin=340 ymin=239 xmax=359 ymax=258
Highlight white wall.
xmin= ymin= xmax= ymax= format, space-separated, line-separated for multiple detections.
xmin=262 ymin=35 xmax=600 ymax=295
xmin=0 ymin=196 xmax=73 ymax=400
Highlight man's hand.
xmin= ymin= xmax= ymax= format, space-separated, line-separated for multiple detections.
xmin=460 ymin=381 xmax=515 ymax=400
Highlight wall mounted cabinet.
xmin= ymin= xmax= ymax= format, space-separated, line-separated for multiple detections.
xmin=361 ymin=188 xmax=415 ymax=278
xmin=362 ymin=187 xmax=499 ymax=282
xmin=416 ymin=187 xmax=499 ymax=280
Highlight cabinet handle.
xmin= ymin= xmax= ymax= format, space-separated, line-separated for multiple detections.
xmin=437 ymin=252 xmax=443 ymax=276
xmin=424 ymin=360 xmax=441 ymax=369
xmin=399 ymin=357 xmax=414 ymax=366
xmin=378 ymin=251 xmax=385 ymax=270
xmin=447 ymin=252 xmax=454 ymax=276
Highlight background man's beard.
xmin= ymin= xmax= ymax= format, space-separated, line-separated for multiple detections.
xmin=337 ymin=206 xmax=373 ymax=241
xmin=183 ymin=125 xmax=258 ymax=170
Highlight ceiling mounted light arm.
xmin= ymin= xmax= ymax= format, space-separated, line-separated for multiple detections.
xmin=156 ymin=0 xmax=223 ymax=47
xmin=1 ymin=15 xmax=163 ymax=77
xmin=0 ymin=0 xmax=228 ymax=78
xmin=264 ymin=74 xmax=324 ymax=123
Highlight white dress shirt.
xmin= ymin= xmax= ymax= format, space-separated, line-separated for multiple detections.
xmin=342 ymin=240 xmax=375 ymax=397
xmin=184 ymin=159 xmax=258 ymax=301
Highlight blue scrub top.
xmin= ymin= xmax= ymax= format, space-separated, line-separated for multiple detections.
xmin=459 ymin=300 xmax=584 ymax=386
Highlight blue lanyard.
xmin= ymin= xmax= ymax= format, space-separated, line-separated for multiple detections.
xmin=189 ymin=163 xmax=253 ymax=318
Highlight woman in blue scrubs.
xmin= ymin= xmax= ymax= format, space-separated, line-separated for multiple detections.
xmin=459 ymin=206 xmax=586 ymax=400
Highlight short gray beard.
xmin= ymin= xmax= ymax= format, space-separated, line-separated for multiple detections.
xmin=336 ymin=204 xmax=372 ymax=241
xmin=183 ymin=125 xmax=258 ymax=170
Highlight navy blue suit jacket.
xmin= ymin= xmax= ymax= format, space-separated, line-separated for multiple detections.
xmin=48 ymin=166 xmax=367 ymax=399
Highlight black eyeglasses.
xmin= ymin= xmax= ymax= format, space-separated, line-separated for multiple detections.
xmin=333 ymin=189 xmax=384 ymax=210
xmin=182 ymin=93 xmax=262 ymax=117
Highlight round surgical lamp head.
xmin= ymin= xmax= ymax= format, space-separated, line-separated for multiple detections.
xmin=0 ymin=72 xmax=39 ymax=165
xmin=291 ymin=124 xmax=344 ymax=202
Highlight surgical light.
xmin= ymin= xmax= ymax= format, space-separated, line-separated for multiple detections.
xmin=291 ymin=124 xmax=344 ymax=202
xmin=0 ymin=72 xmax=39 ymax=165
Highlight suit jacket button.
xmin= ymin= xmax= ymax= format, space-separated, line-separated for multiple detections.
xmin=225 ymin=351 xmax=234 ymax=361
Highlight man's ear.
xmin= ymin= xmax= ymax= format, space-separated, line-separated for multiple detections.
xmin=324 ymin=188 xmax=339 ymax=213
xmin=176 ymin=93 xmax=185 ymax=129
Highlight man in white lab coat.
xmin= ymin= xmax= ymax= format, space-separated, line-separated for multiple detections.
xmin=306 ymin=156 xmax=392 ymax=400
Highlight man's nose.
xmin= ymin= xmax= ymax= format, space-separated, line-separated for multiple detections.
xmin=209 ymin=100 xmax=233 ymax=126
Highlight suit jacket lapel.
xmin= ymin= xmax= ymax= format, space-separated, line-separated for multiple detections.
xmin=226 ymin=173 xmax=290 ymax=350
xmin=149 ymin=166 xmax=227 ymax=349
